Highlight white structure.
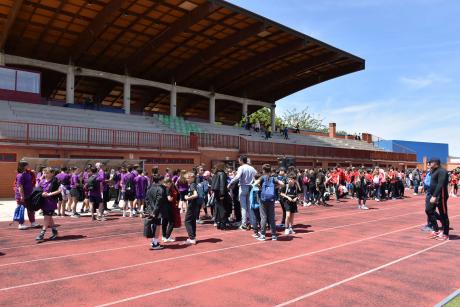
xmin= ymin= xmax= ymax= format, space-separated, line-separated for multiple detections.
xmin=3 ymin=54 xmax=275 ymax=122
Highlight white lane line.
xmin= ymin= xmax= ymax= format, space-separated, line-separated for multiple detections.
xmin=0 ymin=208 xmax=420 ymax=267
xmin=95 ymin=218 xmax=451 ymax=307
xmin=435 ymin=287 xmax=460 ymax=307
xmin=275 ymin=241 xmax=449 ymax=306
xmin=0 ymin=211 xmax=435 ymax=293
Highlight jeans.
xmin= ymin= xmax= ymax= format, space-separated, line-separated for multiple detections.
xmin=250 ymin=207 xmax=261 ymax=233
xmin=414 ymin=180 xmax=420 ymax=194
xmin=239 ymin=185 xmax=251 ymax=225
xmin=185 ymin=201 xmax=199 ymax=240
xmin=260 ymin=201 xmax=276 ymax=237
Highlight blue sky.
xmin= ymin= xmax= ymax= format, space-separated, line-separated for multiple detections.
xmin=229 ymin=0 xmax=460 ymax=156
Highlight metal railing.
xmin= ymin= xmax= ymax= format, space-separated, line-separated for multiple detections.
xmin=0 ymin=120 xmax=417 ymax=162
xmin=0 ymin=120 xmax=195 ymax=151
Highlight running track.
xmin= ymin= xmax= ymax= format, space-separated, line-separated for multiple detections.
xmin=0 ymin=195 xmax=458 ymax=306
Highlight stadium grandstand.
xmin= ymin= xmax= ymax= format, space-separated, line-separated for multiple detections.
xmin=0 ymin=0 xmax=416 ymax=197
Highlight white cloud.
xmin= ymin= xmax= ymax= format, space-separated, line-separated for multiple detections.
xmin=399 ymin=74 xmax=451 ymax=89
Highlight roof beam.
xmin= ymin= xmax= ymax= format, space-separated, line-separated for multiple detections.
xmin=266 ymin=62 xmax=364 ymax=101
xmin=129 ymin=2 xmax=219 ymax=75
xmin=0 ymin=0 xmax=24 ymax=50
xmin=170 ymin=22 xmax=266 ymax=84
xmin=70 ymin=0 xmax=124 ymax=61
xmin=211 ymin=38 xmax=307 ymax=90
xmin=239 ymin=52 xmax=342 ymax=96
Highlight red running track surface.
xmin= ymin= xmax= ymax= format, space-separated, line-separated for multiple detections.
xmin=0 ymin=195 xmax=458 ymax=306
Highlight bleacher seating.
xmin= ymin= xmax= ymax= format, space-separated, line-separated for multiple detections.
xmin=155 ymin=114 xmax=202 ymax=135
xmin=0 ymin=100 xmax=383 ymax=151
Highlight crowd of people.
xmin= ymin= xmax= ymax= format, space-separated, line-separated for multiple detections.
xmin=13 ymin=156 xmax=454 ymax=248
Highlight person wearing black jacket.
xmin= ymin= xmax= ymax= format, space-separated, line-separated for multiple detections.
xmin=145 ymin=175 xmax=168 ymax=250
xmin=211 ymin=164 xmax=230 ymax=230
xmin=426 ymin=158 xmax=450 ymax=241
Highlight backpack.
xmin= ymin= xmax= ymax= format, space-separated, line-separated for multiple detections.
xmin=260 ymin=176 xmax=276 ymax=202
xmin=197 ymin=180 xmax=207 ymax=200
xmin=250 ymin=185 xmax=260 ymax=209
xmin=86 ymin=175 xmax=97 ymax=191
xmin=28 ymin=187 xmax=44 ymax=212
xmin=125 ymin=176 xmax=134 ymax=192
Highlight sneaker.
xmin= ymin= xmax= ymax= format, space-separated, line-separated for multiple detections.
xmin=162 ymin=237 xmax=168 ymax=242
xmin=436 ymin=234 xmax=449 ymax=241
xmin=239 ymin=224 xmax=248 ymax=230
xmin=71 ymin=213 xmax=80 ymax=218
xmin=49 ymin=228 xmax=58 ymax=240
xmin=213 ymin=223 xmax=218 ymax=227
xmin=277 ymin=223 xmax=285 ymax=228
xmin=361 ymin=205 xmax=369 ymax=210
xmin=150 ymin=243 xmax=164 ymax=250
xmin=35 ymin=230 xmax=45 ymax=242
xmin=257 ymin=235 xmax=266 ymax=241
xmin=166 ymin=237 xmax=176 ymax=242
xmin=375 ymin=199 xmax=380 ymax=202
xmin=306 ymin=202 xmax=312 ymax=207
xmin=196 ymin=219 xmax=205 ymax=224
xmin=252 ymin=233 xmax=260 ymax=238
xmin=271 ymin=236 xmax=278 ymax=241
xmin=30 ymin=222 xmax=41 ymax=228
xmin=289 ymin=228 xmax=295 ymax=234
xmin=284 ymin=229 xmax=290 ymax=235
xmin=183 ymin=238 xmax=196 ymax=245
xmin=18 ymin=224 xmax=29 ymax=230
xmin=358 ymin=205 xmax=362 ymax=210
xmin=427 ymin=231 xmax=441 ymax=239
xmin=420 ymin=225 xmax=433 ymax=232
xmin=96 ymin=216 xmax=107 ymax=221
xmin=413 ymin=193 xmax=418 ymax=196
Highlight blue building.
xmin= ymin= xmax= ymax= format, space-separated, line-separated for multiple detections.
xmin=375 ymin=140 xmax=449 ymax=164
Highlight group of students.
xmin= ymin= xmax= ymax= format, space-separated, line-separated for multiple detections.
xmin=13 ymin=155 xmax=452 ymax=246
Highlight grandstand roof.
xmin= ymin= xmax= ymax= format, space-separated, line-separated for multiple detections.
xmin=1 ymin=0 xmax=365 ymax=121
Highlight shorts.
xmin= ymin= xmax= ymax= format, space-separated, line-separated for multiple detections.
xmin=57 ymin=193 xmax=63 ymax=201
xmin=123 ymin=191 xmax=135 ymax=202
xmin=42 ymin=209 xmax=55 ymax=216
xmin=61 ymin=185 xmax=71 ymax=200
xmin=285 ymin=201 xmax=298 ymax=213
xmin=179 ymin=191 xmax=187 ymax=201
xmin=136 ymin=196 xmax=145 ymax=201
xmin=70 ymin=188 xmax=80 ymax=198
xmin=89 ymin=196 xmax=102 ymax=205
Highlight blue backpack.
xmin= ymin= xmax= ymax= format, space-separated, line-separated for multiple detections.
xmin=260 ymin=176 xmax=276 ymax=202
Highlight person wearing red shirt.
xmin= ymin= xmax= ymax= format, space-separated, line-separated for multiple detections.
xmin=450 ymin=171 xmax=458 ymax=197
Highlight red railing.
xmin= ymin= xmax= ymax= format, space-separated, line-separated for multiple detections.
xmin=0 ymin=120 xmax=196 ymax=151
xmin=239 ymin=139 xmax=416 ymax=162
xmin=197 ymin=133 xmax=240 ymax=149
xmin=0 ymin=120 xmax=416 ymax=162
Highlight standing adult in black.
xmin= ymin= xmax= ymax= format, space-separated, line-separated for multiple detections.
xmin=211 ymin=163 xmax=230 ymax=230
xmin=426 ymin=158 xmax=450 ymax=241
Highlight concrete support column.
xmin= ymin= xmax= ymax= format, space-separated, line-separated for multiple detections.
xmin=0 ymin=52 xmax=5 ymax=66
xmin=242 ymin=100 xmax=248 ymax=117
xmin=209 ymin=94 xmax=216 ymax=124
xmin=123 ymin=76 xmax=131 ymax=115
xmin=270 ymin=104 xmax=276 ymax=130
xmin=170 ymin=83 xmax=177 ymax=117
xmin=66 ymin=64 xmax=75 ymax=104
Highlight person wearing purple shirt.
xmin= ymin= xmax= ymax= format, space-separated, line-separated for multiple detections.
xmin=81 ymin=167 xmax=91 ymax=213
xmin=56 ymin=167 xmax=71 ymax=216
xmin=87 ymin=166 xmax=105 ymax=221
xmin=134 ymin=170 xmax=148 ymax=216
xmin=112 ymin=167 xmax=122 ymax=208
xmin=15 ymin=161 xmax=40 ymax=230
xmin=69 ymin=167 xmax=81 ymax=218
xmin=36 ymin=167 xmax=61 ymax=242
xmin=121 ymin=166 xmax=136 ymax=217
xmin=96 ymin=163 xmax=110 ymax=212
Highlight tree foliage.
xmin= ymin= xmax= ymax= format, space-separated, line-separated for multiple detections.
xmin=240 ymin=107 xmax=347 ymax=134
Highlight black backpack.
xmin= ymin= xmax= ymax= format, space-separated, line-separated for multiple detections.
xmin=87 ymin=175 xmax=97 ymax=191
xmin=28 ymin=187 xmax=44 ymax=212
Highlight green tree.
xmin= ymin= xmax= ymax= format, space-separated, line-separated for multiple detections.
xmin=239 ymin=107 xmax=282 ymax=128
xmin=280 ymin=107 xmax=327 ymax=132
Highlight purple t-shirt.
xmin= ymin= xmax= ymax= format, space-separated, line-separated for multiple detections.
xmin=70 ymin=173 xmax=80 ymax=189
xmin=134 ymin=175 xmax=148 ymax=198
xmin=113 ymin=172 xmax=121 ymax=189
xmin=98 ymin=169 xmax=109 ymax=192
xmin=56 ymin=172 xmax=71 ymax=188
xmin=82 ymin=171 xmax=89 ymax=184
xmin=176 ymin=180 xmax=189 ymax=192
xmin=39 ymin=179 xmax=58 ymax=212
xmin=121 ymin=172 xmax=135 ymax=192
xmin=15 ymin=172 xmax=34 ymax=200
